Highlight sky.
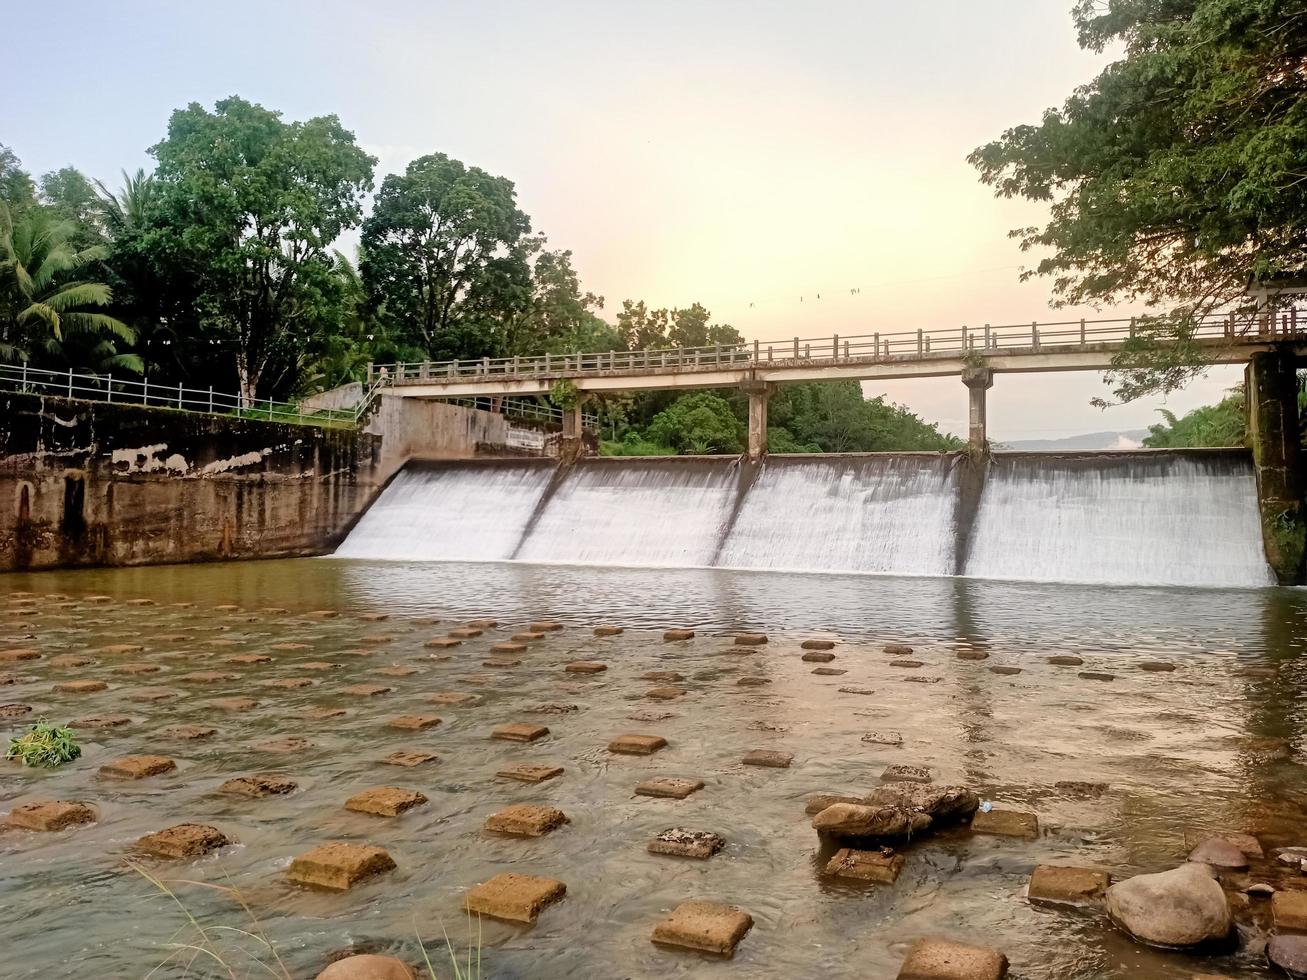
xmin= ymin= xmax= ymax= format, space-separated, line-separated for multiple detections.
xmin=4 ymin=0 xmax=1243 ymax=441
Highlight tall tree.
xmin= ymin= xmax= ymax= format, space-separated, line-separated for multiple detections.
xmin=0 ymin=145 xmax=35 ymax=214
xmin=40 ymin=167 xmax=105 ymax=247
xmin=970 ymin=0 xmax=1307 ymax=402
xmin=361 ymin=153 xmax=533 ymax=360
xmin=146 ymin=97 xmax=375 ymax=402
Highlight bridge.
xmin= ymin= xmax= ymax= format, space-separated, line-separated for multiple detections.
xmin=369 ymin=309 xmax=1307 ymax=457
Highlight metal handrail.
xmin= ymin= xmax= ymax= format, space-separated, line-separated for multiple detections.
xmin=369 ymin=308 xmax=1305 ymax=386
xmin=433 ymin=395 xmax=600 ymax=428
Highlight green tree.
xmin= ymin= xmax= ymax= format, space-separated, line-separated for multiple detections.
xmin=970 ymin=0 xmax=1307 ymax=403
xmin=646 ymin=391 xmax=745 ymax=454
xmin=0 ymin=205 xmax=139 ymax=371
xmin=616 ymin=300 xmax=670 ymax=350
xmin=40 ymin=167 xmax=105 ymax=247
xmin=0 ymin=144 xmax=35 ymax=214
xmin=510 ymin=248 xmax=615 ymax=355
xmin=667 ymin=302 xmax=743 ymax=350
xmin=1143 ymin=393 xmax=1248 ymax=448
xmin=361 ymin=152 xmax=533 ymax=360
xmin=146 ymin=96 xmax=375 ymax=402
xmin=770 ymin=381 xmax=961 ymax=453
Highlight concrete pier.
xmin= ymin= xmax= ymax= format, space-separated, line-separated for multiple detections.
xmin=1246 ymin=349 xmax=1305 ymax=584
xmin=962 ymin=368 xmax=994 ymax=452
xmin=741 ymin=381 xmax=772 ymax=461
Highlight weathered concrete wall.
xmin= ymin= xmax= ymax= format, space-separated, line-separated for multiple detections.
xmin=1246 ymin=349 xmax=1306 ymax=584
xmin=0 ymin=393 xmax=383 ymax=572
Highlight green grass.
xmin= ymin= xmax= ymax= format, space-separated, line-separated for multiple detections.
xmin=6 ymin=720 xmax=81 ymax=768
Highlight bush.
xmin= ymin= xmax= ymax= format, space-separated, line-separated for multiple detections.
xmin=6 ymin=720 xmax=81 ymax=768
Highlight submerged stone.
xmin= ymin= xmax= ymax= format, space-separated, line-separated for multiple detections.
xmin=289 ymin=842 xmax=396 ymax=891
xmin=425 ymin=691 xmax=481 ymax=705
xmin=642 ymin=671 xmax=685 ymax=682
xmin=256 ymin=737 xmax=315 ymax=753
xmin=382 ymin=750 xmax=439 ymax=768
xmin=346 ymin=786 xmax=428 ymax=817
xmin=609 ymin=733 xmax=668 ymax=755
xmin=735 ymin=633 xmax=768 ymax=646
xmin=492 ymin=723 xmax=549 ymax=742
xmin=651 ymin=901 xmax=753 ymax=958
xmin=971 ymin=808 xmax=1039 ymax=838
xmin=955 ymin=650 xmax=990 ymax=661
xmin=137 ymin=823 xmax=230 ymax=859
xmin=1047 ymin=655 xmax=1083 ymax=666
xmin=342 ymin=684 xmax=392 ymax=697
xmin=0 ymin=703 xmax=33 ymax=718
xmin=7 ymin=800 xmax=97 ymax=832
xmin=896 ymin=938 xmax=1009 ymax=979
xmin=464 ymin=872 xmax=565 ymax=924
xmin=484 ymin=803 xmax=568 ymax=837
xmin=1054 ymin=780 xmax=1107 ymax=797
xmin=813 ymin=802 xmax=931 ymax=838
xmin=839 ymin=686 xmax=876 ymax=696
xmin=1139 ymin=661 xmax=1177 ymax=672
xmin=49 ymin=655 xmax=95 ymax=668
xmin=497 ymin=764 xmax=564 ymax=783
xmin=54 ymin=680 xmax=107 ymax=694
xmin=805 ymin=793 xmax=863 ymax=814
xmin=825 ymin=846 xmax=905 ymax=883
xmin=1104 ymin=863 xmax=1231 ymax=947
xmin=881 ymin=764 xmax=932 ymax=784
xmin=593 ymin=625 xmax=624 ymax=636
xmin=220 ymin=774 xmax=297 ymax=798
xmin=636 ymin=777 xmax=704 ymax=799
xmin=1273 ymin=890 xmax=1307 ymax=931
xmin=989 ymin=665 xmax=1023 ymax=676
xmin=1028 ymin=865 xmax=1109 ymax=905
xmin=528 ymin=702 xmax=578 ymax=714
xmin=812 ymin=667 xmax=847 ymax=675
xmin=737 ymin=676 xmax=771 ymax=687
xmin=158 ymin=725 xmax=217 ymax=740
xmin=802 ymin=651 xmax=836 ymax=663
xmin=388 ymin=714 xmax=442 ymax=731
xmin=890 ymin=659 xmax=925 ymax=669
xmin=649 ymin=828 xmax=725 ymax=859
xmin=565 ymin=661 xmax=607 ymax=674
xmin=100 ymin=755 xmax=176 ymax=779
xmin=883 ymin=643 xmax=914 ymax=656
xmin=424 ymin=638 xmax=461 ymax=649
xmin=663 ymin=629 xmax=695 ymax=641
xmin=316 ymin=954 xmax=416 ymax=980
xmin=491 ymin=642 xmax=527 ymax=655
xmin=742 ymin=750 xmax=793 ymax=768
xmin=71 ymin=714 xmax=130 ymax=728
xmin=529 ymin=620 xmax=563 ymax=632
xmin=1188 ymin=837 xmax=1249 ymax=869
xmin=1079 ymin=671 xmax=1115 ymax=682
xmin=867 ymin=784 xmax=980 ymax=822
xmin=647 ymin=686 xmax=687 ymax=700
xmin=862 ymin=731 xmax=904 ymax=746
xmin=802 ymin=639 xmax=836 ymax=651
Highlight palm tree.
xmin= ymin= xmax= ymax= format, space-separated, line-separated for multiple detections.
xmin=94 ymin=168 xmax=156 ymax=237
xmin=0 ymin=203 xmax=141 ymax=372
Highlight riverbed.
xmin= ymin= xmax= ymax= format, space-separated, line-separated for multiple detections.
xmin=2 ymin=559 xmax=1305 ymax=978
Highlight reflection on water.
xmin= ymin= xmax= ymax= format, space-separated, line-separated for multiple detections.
xmin=1 ymin=559 xmax=1306 ymax=978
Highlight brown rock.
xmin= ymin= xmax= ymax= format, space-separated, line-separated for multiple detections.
xmin=1079 ymin=671 xmax=1115 ymax=682
xmin=1139 ymin=661 xmax=1176 ymax=672
xmin=805 ymin=793 xmax=863 ymax=814
xmin=609 ymin=734 xmax=667 ymax=755
xmin=100 ymin=644 xmax=145 ymax=654
xmin=127 ymin=687 xmax=182 ymax=703
xmin=54 ymin=680 xmax=107 ymax=694
xmin=490 ymin=642 xmax=526 ymax=655
xmin=529 ymin=620 xmax=563 ymax=632
xmin=637 ymin=777 xmax=704 ymax=799
xmin=497 ymin=764 xmax=564 ymax=783
xmin=955 ymin=649 xmax=990 ymax=661
xmin=298 ymin=707 xmax=347 ymax=720
xmin=1273 ymin=889 xmax=1307 ymax=930
xmin=1187 ymin=837 xmax=1249 ymax=869
xmin=0 ymin=649 xmax=39 ymax=662
xmin=802 ymin=651 xmax=836 ymax=663
xmin=448 ymin=627 xmax=482 ymax=639
xmin=737 ymin=676 xmax=771 ymax=687
xmin=387 ymin=714 xmax=441 ymax=731
xmin=158 ymin=725 xmax=217 ymax=740
xmin=862 ymin=731 xmax=904 ymax=746
xmin=512 ymin=632 xmax=546 ymax=642
xmin=7 ymin=799 xmax=97 ymax=831
xmin=482 ymin=658 xmax=520 ymax=668
xmin=358 ymin=634 xmax=394 ymax=645
xmin=565 ymin=661 xmax=607 ymax=674
xmin=989 ymin=665 xmax=1022 ymax=676
xmin=881 ymin=764 xmax=932 ymax=784
xmin=896 ymin=937 xmax=1009 ymax=979
xmin=1047 ymin=655 xmax=1083 ymax=666
xmin=257 ymin=737 xmax=315 ymax=753
xmin=425 ymin=691 xmax=481 ymax=705
xmin=642 ymin=671 xmax=685 ymax=683
xmin=663 ymin=629 xmax=695 ymax=641
xmin=177 ymin=671 xmax=238 ymax=684
xmin=651 ymin=901 xmax=753 ymax=958
xmin=1055 ymin=780 xmax=1108 ymax=797
xmin=0 ymin=703 xmax=33 ymax=718
xmin=303 ymin=610 xmax=339 ymax=619
xmin=137 ymin=823 xmax=230 ymax=859
xmin=464 ymin=872 xmax=565 ymax=923
xmin=742 ymin=750 xmax=793 ymax=768
xmin=891 ymin=659 xmax=924 ymax=668
xmin=225 ymin=654 xmax=272 ymax=665
xmin=50 ymin=655 xmax=95 ymax=668
xmin=343 ymin=684 xmax=392 ymax=697
xmin=866 ymin=784 xmax=980 ymax=822
xmin=113 ymin=663 xmax=160 ymax=675
xmin=467 ymin=619 xmax=498 ymax=629
xmin=382 ymin=750 xmax=438 ymax=767
xmin=209 ymin=697 xmax=258 ymax=711
xmin=648 ymin=828 xmax=725 ymax=859
xmin=884 ymin=643 xmax=914 ymax=656
xmin=357 ymin=612 xmax=390 ymax=622
xmin=529 ymin=702 xmax=579 ymax=714
xmin=593 ymin=625 xmax=623 ymax=636
xmin=346 ymin=786 xmax=428 ymax=817
xmin=971 ymin=808 xmax=1039 ymax=838
xmin=376 ymin=665 xmax=419 ymax=677
xmin=71 ymin=714 xmax=130 ymax=728
xmin=316 ymin=954 xmax=416 ymax=980
xmin=100 ymin=755 xmax=176 ymax=779
xmin=485 ymin=803 xmax=568 ymax=837
xmin=647 ymin=686 xmax=687 ymax=700
xmin=1028 ymin=865 xmax=1109 ymax=905
xmin=289 ymin=842 xmax=396 ymax=890
xmin=735 ymin=633 xmax=768 ymax=646
xmin=492 ymin=723 xmax=549 ymax=742
xmin=260 ymin=677 xmax=315 ymax=689
xmin=812 ymin=667 xmax=847 ymax=675
xmin=826 ymin=847 xmax=905 ymax=883
xmin=424 ymin=638 xmax=461 ymax=649
xmin=813 ymin=802 xmax=932 ymax=837
xmin=219 ymin=774 xmax=297 ymax=798
xmin=802 ymin=639 xmax=836 ymax=650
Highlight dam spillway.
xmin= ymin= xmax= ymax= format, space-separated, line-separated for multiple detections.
xmin=334 ymin=451 xmax=1276 ymax=588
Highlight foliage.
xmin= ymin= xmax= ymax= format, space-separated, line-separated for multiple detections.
xmin=548 ymin=377 xmax=580 ymax=410
xmin=769 ymin=381 xmax=962 ymax=453
xmin=0 ymin=205 xmax=139 ymax=371
xmin=614 ymin=299 xmax=742 ymax=351
xmin=645 ymin=391 xmax=745 ymax=455
xmin=0 ymin=144 xmax=35 ymax=213
xmin=361 ymin=153 xmax=533 ymax=360
xmin=970 ymin=0 xmax=1307 ymax=403
xmin=1142 ymin=390 xmax=1248 ymax=448
xmin=6 ymin=720 xmax=81 ymax=768
xmin=600 ymin=433 xmax=678 ymax=456
xmin=145 ymin=96 xmax=376 ymax=403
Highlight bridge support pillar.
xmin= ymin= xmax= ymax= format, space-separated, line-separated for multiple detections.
xmin=1247 ymin=349 xmax=1305 ymax=584
xmin=741 ymin=381 xmax=772 ymax=461
xmin=560 ymin=395 xmax=592 ymax=463
xmin=961 ymin=367 xmax=993 ymax=451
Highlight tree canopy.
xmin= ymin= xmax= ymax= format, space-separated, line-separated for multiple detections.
xmin=970 ymin=0 xmax=1307 ymax=402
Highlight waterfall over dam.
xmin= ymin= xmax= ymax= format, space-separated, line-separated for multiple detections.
xmin=334 ymin=451 xmax=1275 ymax=588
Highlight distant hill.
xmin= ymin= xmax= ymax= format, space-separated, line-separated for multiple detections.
xmin=1000 ymin=430 xmax=1149 ymax=451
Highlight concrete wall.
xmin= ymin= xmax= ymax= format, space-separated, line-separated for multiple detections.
xmin=0 ymin=392 xmax=384 ymax=572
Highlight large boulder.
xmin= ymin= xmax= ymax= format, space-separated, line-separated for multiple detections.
xmin=866 ymin=784 xmax=980 ymax=823
xmin=317 ymin=955 xmax=416 ymax=980
xmin=1104 ymin=863 xmax=1232 ymax=947
xmin=1269 ymin=935 xmax=1307 ymax=978
xmin=812 ymin=803 xmax=932 ymax=838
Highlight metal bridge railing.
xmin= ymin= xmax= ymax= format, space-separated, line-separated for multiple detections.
xmin=370 ymin=308 xmax=1306 ymax=387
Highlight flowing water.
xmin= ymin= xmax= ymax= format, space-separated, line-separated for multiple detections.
xmin=2 ymin=559 xmax=1307 ymax=979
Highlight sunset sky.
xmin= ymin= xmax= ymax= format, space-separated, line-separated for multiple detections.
xmin=6 ymin=0 xmax=1243 ymax=441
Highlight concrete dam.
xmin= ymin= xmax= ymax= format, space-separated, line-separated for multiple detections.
xmin=334 ymin=451 xmax=1274 ymax=588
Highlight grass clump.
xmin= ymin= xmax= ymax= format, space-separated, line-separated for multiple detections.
xmin=6 ymin=720 xmax=81 ymax=768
